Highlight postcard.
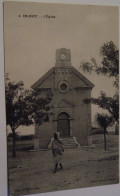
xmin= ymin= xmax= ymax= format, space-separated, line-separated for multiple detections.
xmin=3 ymin=1 xmax=119 ymax=196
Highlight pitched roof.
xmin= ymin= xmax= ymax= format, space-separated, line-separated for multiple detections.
xmin=71 ymin=66 xmax=95 ymax=87
xmin=31 ymin=67 xmax=55 ymax=89
xmin=31 ymin=66 xmax=95 ymax=89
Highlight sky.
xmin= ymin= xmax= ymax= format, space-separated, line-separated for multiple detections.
xmin=4 ymin=2 xmax=119 ymax=134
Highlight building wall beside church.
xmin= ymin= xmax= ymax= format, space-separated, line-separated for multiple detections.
xmin=72 ymin=88 xmax=92 ymax=145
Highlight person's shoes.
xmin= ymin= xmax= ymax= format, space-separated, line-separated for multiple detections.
xmin=60 ymin=164 xmax=63 ymax=170
xmin=53 ymin=163 xmax=58 ymax=173
xmin=53 ymin=169 xmax=57 ymax=173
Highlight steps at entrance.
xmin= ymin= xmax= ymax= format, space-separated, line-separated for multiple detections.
xmin=61 ymin=137 xmax=78 ymax=149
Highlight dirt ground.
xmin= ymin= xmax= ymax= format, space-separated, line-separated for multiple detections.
xmin=8 ymin=134 xmax=119 ymax=196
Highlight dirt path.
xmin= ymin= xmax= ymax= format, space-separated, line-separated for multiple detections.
xmin=8 ymin=135 xmax=119 ymax=195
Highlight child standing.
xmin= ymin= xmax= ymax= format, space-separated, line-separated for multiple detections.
xmin=52 ymin=132 xmax=64 ymax=173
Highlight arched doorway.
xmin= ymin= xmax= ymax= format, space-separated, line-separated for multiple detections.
xmin=57 ymin=112 xmax=70 ymax=137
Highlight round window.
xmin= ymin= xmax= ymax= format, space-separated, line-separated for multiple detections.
xmin=60 ymin=83 xmax=67 ymax=91
xmin=59 ymin=82 xmax=69 ymax=93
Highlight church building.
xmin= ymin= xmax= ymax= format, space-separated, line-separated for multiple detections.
xmin=32 ymin=48 xmax=94 ymax=149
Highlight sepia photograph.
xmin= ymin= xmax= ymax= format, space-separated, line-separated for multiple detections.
xmin=3 ymin=1 xmax=119 ymax=196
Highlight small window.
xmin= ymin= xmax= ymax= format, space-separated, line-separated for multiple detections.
xmin=59 ymin=82 xmax=69 ymax=93
xmin=60 ymin=83 xmax=67 ymax=91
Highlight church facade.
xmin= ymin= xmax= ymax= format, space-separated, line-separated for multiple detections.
xmin=32 ymin=48 xmax=94 ymax=149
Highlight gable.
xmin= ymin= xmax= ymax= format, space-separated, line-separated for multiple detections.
xmin=72 ymin=72 xmax=88 ymax=87
xmin=71 ymin=67 xmax=94 ymax=88
xmin=36 ymin=72 xmax=54 ymax=89
xmin=31 ymin=67 xmax=55 ymax=89
xmin=31 ymin=66 xmax=94 ymax=90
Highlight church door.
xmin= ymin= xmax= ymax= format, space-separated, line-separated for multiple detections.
xmin=57 ymin=112 xmax=70 ymax=137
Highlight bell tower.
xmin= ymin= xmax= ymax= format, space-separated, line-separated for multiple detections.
xmin=55 ymin=48 xmax=72 ymax=90
xmin=55 ymin=48 xmax=72 ymax=67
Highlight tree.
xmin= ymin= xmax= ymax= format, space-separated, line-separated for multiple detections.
xmin=84 ymin=91 xmax=119 ymax=123
xmin=80 ymin=41 xmax=119 ymax=123
xmin=80 ymin=41 xmax=119 ymax=88
xmin=6 ymin=74 xmax=52 ymax=157
xmin=95 ymin=113 xmax=113 ymax=150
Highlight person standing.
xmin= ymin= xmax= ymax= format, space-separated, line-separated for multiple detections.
xmin=52 ymin=132 xmax=64 ymax=173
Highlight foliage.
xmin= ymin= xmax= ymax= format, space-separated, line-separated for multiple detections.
xmin=80 ymin=41 xmax=119 ymax=122
xmin=80 ymin=41 xmax=119 ymax=88
xmin=84 ymin=91 xmax=119 ymax=122
xmin=95 ymin=113 xmax=113 ymax=150
xmin=95 ymin=113 xmax=113 ymax=130
xmin=6 ymin=74 xmax=52 ymax=129
xmin=6 ymin=74 xmax=52 ymax=157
